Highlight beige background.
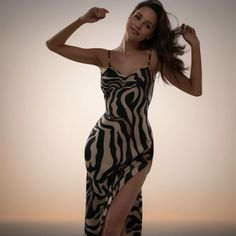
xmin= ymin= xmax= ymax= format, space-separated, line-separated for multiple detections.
xmin=1 ymin=0 xmax=235 ymax=225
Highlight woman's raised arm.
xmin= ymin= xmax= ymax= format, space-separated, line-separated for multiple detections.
xmin=46 ymin=7 xmax=109 ymax=67
xmin=161 ymin=24 xmax=202 ymax=96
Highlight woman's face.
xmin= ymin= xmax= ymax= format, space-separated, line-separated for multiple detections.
xmin=126 ymin=6 xmax=157 ymax=42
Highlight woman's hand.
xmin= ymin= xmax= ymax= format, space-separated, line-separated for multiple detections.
xmin=80 ymin=7 xmax=109 ymax=23
xmin=181 ymin=24 xmax=200 ymax=48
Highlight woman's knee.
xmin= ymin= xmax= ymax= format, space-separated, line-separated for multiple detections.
xmin=102 ymin=216 xmax=123 ymax=236
xmin=102 ymin=227 xmax=120 ymax=236
xmin=102 ymin=224 xmax=122 ymax=236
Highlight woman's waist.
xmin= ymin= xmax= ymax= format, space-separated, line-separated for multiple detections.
xmin=102 ymin=112 xmax=152 ymax=133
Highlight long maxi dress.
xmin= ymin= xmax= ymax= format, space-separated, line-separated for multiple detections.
xmin=84 ymin=48 xmax=156 ymax=236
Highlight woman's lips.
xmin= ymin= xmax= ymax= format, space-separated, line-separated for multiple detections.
xmin=130 ymin=26 xmax=140 ymax=35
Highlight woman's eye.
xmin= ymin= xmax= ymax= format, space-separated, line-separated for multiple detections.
xmin=144 ymin=23 xmax=151 ymax=29
xmin=134 ymin=14 xmax=141 ymax=19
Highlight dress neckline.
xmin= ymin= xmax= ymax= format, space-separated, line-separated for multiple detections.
xmin=101 ymin=65 xmax=151 ymax=78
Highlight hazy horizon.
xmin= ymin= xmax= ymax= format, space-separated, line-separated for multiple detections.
xmin=1 ymin=221 xmax=236 ymax=236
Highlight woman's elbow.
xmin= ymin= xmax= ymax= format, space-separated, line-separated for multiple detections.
xmin=46 ymin=40 xmax=55 ymax=50
xmin=46 ymin=40 xmax=61 ymax=51
xmin=192 ymin=90 xmax=202 ymax=96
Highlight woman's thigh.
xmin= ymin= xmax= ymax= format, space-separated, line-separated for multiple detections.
xmin=103 ymin=164 xmax=151 ymax=233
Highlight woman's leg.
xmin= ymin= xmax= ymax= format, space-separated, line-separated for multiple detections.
xmin=101 ymin=164 xmax=151 ymax=236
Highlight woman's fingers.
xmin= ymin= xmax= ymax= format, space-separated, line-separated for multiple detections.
xmin=81 ymin=7 xmax=109 ymax=23
xmin=181 ymin=23 xmax=199 ymax=46
xmin=92 ymin=7 xmax=109 ymax=19
xmin=181 ymin=23 xmax=196 ymax=34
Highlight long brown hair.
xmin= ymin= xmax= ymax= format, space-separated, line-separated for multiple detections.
xmin=131 ymin=0 xmax=188 ymax=84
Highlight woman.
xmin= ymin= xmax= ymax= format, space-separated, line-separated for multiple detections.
xmin=46 ymin=0 xmax=202 ymax=235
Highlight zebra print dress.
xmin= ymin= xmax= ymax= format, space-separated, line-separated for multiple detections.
xmin=84 ymin=49 xmax=156 ymax=236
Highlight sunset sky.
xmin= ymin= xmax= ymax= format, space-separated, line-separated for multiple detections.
xmin=1 ymin=0 xmax=236 ymax=225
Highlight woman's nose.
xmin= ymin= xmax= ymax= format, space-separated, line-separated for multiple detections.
xmin=136 ymin=22 xmax=142 ymax=29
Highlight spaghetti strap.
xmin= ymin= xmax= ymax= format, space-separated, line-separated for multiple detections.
xmin=108 ymin=50 xmax=111 ymax=67
xmin=148 ymin=48 xmax=152 ymax=66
